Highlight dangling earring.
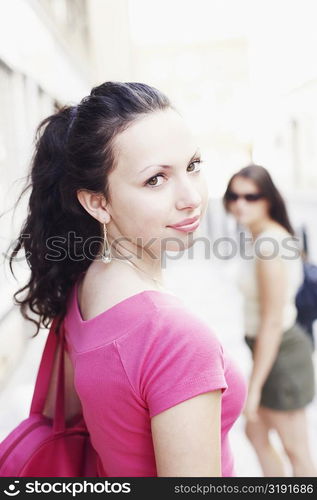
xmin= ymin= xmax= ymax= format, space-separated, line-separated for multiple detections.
xmin=100 ymin=223 xmax=112 ymax=264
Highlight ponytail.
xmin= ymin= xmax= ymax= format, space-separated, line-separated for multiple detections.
xmin=7 ymin=106 xmax=90 ymax=337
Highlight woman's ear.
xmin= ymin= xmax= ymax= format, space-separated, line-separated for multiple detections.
xmin=76 ymin=189 xmax=111 ymax=224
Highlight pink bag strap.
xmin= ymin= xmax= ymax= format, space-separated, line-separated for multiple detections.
xmin=53 ymin=322 xmax=66 ymax=432
xmin=30 ymin=316 xmax=66 ymax=432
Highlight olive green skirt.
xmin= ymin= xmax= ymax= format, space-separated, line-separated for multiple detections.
xmin=245 ymin=322 xmax=315 ymax=411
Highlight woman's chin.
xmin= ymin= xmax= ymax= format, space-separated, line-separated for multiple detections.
xmin=235 ymin=214 xmax=251 ymax=226
xmin=164 ymin=235 xmax=197 ymax=253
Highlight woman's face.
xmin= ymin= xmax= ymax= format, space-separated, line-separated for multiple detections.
xmin=227 ymin=176 xmax=270 ymax=228
xmin=106 ymin=108 xmax=209 ymax=256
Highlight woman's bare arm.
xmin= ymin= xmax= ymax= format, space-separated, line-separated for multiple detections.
xmin=250 ymin=255 xmax=286 ymax=391
xmin=151 ymin=390 xmax=222 ymax=477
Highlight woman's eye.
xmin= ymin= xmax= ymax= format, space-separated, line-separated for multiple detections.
xmin=146 ymin=173 xmax=166 ymax=187
xmin=145 ymin=159 xmax=203 ymax=188
xmin=188 ymin=159 xmax=202 ymax=172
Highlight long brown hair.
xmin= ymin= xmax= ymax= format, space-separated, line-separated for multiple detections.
xmin=223 ymin=164 xmax=294 ymax=235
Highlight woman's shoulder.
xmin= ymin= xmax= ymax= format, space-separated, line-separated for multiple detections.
xmin=78 ymin=259 xmax=215 ymax=335
xmin=115 ymin=293 xmax=228 ymax=418
xmin=256 ymin=223 xmax=291 ymax=241
xmin=76 ymin=259 xmax=157 ymax=321
xmin=134 ymin=290 xmax=218 ymax=331
xmin=117 ymin=291 xmax=224 ymax=357
xmin=254 ymin=224 xmax=299 ymax=260
xmin=69 ymin=262 xmax=223 ymax=354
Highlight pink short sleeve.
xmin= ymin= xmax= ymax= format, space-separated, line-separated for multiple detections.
xmin=117 ymin=305 xmax=228 ymax=419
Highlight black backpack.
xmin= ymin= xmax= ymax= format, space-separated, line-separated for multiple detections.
xmin=295 ymin=261 xmax=317 ymax=349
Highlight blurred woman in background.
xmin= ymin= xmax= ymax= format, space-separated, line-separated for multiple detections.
xmin=223 ymin=164 xmax=316 ymax=477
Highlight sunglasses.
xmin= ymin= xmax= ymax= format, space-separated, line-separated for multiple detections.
xmin=226 ymin=191 xmax=265 ymax=202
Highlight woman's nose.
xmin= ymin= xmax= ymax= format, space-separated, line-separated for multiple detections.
xmin=175 ymin=177 xmax=202 ymax=210
xmin=236 ymin=198 xmax=248 ymax=208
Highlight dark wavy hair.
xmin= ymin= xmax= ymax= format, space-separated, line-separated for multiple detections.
xmin=5 ymin=82 xmax=172 ymax=337
xmin=223 ymin=164 xmax=294 ymax=235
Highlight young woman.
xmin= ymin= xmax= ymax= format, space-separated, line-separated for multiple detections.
xmin=8 ymin=82 xmax=246 ymax=477
xmin=223 ymin=164 xmax=316 ymax=477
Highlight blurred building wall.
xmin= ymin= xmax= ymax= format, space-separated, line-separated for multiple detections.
xmin=0 ymin=0 xmax=94 ymax=298
xmin=246 ymin=1 xmax=317 ymax=258
xmin=87 ymin=0 xmax=132 ymax=83
xmin=250 ymin=37 xmax=317 ymax=196
xmin=0 ymin=0 xmax=93 ymax=386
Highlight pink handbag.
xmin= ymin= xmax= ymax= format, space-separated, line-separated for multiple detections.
xmin=0 ymin=317 xmax=99 ymax=476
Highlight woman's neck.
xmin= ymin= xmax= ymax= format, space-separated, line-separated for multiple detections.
xmin=108 ymin=230 xmax=164 ymax=283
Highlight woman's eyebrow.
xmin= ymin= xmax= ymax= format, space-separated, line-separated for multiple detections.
xmin=139 ymin=149 xmax=201 ymax=175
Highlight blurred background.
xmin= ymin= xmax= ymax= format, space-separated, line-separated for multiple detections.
xmin=0 ymin=0 xmax=316 ymax=476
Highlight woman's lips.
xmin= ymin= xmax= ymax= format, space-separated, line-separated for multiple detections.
xmin=167 ymin=219 xmax=200 ymax=233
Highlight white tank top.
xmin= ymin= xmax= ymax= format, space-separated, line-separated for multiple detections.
xmin=236 ymin=227 xmax=304 ymax=337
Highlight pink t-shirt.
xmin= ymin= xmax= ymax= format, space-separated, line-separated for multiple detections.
xmin=64 ymin=278 xmax=247 ymax=477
